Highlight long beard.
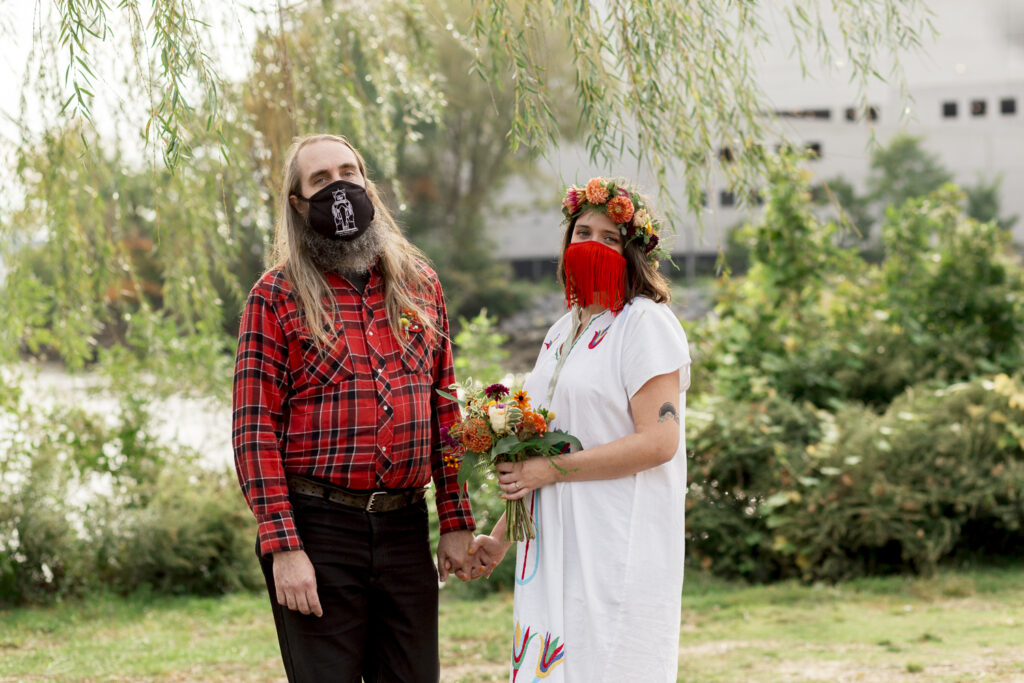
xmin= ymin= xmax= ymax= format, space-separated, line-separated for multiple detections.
xmin=303 ymin=217 xmax=386 ymax=275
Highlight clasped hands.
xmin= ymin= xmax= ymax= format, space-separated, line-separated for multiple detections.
xmin=438 ymin=526 xmax=513 ymax=582
xmin=442 ymin=459 xmax=554 ymax=581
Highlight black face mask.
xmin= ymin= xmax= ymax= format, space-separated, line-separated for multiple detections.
xmin=296 ymin=179 xmax=376 ymax=241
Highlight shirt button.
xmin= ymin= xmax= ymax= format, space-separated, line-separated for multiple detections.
xmin=368 ymin=331 xmax=374 ymax=336
xmin=381 ymin=445 xmax=387 ymax=453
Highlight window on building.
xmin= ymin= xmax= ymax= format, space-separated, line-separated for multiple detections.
xmin=942 ymin=101 xmax=958 ymax=118
xmin=845 ymin=106 xmax=879 ymax=122
xmin=718 ymin=147 xmax=734 ymax=163
xmin=1001 ymin=98 xmax=1017 ymax=115
xmin=806 ymin=142 xmax=822 ymax=159
xmin=700 ymin=190 xmax=709 ymax=207
xmin=719 ymin=190 xmax=736 ymax=207
xmin=773 ymin=108 xmax=831 ymax=120
xmin=971 ymin=99 xmax=987 ymax=116
xmin=749 ymin=190 xmax=765 ymax=206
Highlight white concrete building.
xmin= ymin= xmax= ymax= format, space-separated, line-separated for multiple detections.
xmin=492 ymin=0 xmax=1024 ymax=279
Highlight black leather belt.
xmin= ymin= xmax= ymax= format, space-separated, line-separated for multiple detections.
xmin=287 ymin=475 xmax=426 ymax=513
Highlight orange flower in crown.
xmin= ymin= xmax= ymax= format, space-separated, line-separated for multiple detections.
xmin=561 ymin=177 xmax=664 ymax=263
xmin=606 ymin=194 xmax=634 ymax=224
xmin=585 ymin=177 xmax=610 ymax=204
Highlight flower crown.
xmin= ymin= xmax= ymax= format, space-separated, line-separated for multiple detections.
xmin=561 ymin=177 xmax=665 ymax=262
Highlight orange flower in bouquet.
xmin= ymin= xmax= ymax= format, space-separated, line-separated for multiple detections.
xmin=438 ymin=381 xmax=578 ymax=541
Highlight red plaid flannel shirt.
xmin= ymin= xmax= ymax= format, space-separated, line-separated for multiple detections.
xmin=232 ymin=264 xmax=474 ymax=555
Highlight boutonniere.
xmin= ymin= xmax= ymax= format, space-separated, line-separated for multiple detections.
xmin=400 ymin=308 xmax=423 ymax=337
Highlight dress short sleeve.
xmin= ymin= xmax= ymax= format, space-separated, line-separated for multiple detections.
xmin=621 ymin=298 xmax=691 ymax=399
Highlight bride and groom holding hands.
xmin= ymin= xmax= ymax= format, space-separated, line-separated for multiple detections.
xmin=232 ymin=133 xmax=689 ymax=682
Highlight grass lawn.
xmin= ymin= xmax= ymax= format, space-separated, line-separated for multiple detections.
xmin=1 ymin=567 xmax=1022 ymax=682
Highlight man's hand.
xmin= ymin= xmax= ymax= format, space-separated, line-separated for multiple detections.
xmin=272 ymin=549 xmax=323 ymax=617
xmin=436 ymin=529 xmax=475 ymax=582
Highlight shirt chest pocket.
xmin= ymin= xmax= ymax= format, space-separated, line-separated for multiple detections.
xmin=294 ymin=331 xmax=355 ymax=388
xmin=400 ymin=331 xmax=434 ymax=376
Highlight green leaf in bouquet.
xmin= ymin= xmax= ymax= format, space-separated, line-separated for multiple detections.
xmin=456 ymin=451 xmax=482 ymax=491
xmin=492 ymin=434 xmax=522 ymax=458
xmin=436 ymin=388 xmax=464 ymax=406
xmin=540 ymin=430 xmax=582 ymax=451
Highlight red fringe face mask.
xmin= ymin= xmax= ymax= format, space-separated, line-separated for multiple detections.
xmin=563 ymin=240 xmax=627 ymax=311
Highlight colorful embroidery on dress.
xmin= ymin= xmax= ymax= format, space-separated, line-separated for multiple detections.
xmin=544 ymin=332 xmax=561 ymax=350
xmin=511 ymin=621 xmax=537 ymax=682
xmin=587 ymin=324 xmax=610 ymax=349
xmin=534 ymin=632 xmax=565 ymax=678
xmin=516 ymin=491 xmax=540 ymax=586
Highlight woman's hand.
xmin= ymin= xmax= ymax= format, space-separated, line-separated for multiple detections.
xmin=466 ymin=533 xmax=514 ymax=579
xmin=497 ymin=458 xmax=559 ymax=500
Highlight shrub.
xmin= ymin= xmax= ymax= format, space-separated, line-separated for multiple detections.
xmin=685 ymin=392 xmax=826 ymax=581
xmin=696 ymin=176 xmax=1024 ymax=410
xmin=686 ymin=374 xmax=1024 ymax=582
xmin=768 ymin=375 xmax=1024 ymax=581
xmin=94 ymin=465 xmax=262 ymax=595
xmin=0 ymin=373 xmax=260 ymax=604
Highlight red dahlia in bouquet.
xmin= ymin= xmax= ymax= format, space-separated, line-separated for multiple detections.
xmin=438 ymin=381 xmax=581 ymax=542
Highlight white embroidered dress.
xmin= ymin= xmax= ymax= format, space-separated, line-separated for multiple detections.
xmin=510 ymin=296 xmax=691 ymax=683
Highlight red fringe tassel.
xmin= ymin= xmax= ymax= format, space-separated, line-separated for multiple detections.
xmin=564 ymin=242 xmax=626 ymax=312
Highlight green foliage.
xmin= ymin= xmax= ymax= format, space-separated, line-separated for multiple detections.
xmin=689 ymin=162 xmax=1024 ymax=583
xmin=30 ymin=1 xmax=932 ymax=218
xmin=94 ymin=465 xmax=262 ymax=596
xmin=812 ymin=176 xmax=874 ymax=246
xmin=813 ymin=134 xmax=1018 ymax=241
xmin=391 ymin=0 xmax=574 ymax=319
xmin=1 ymin=122 xmax=253 ymax=394
xmin=964 ymin=174 xmax=1020 ymax=232
xmin=0 ymin=374 xmax=259 ymax=605
xmin=687 ymin=375 xmax=1024 ymax=582
xmin=696 ymin=166 xmax=1024 ymax=410
xmin=467 ymin=0 xmax=932 ymax=215
xmin=243 ymin=0 xmax=446 ymax=182
xmin=866 ymin=134 xmax=953 ymax=214
xmin=453 ymin=310 xmax=510 ymax=387
xmin=686 ymin=393 xmax=827 ymax=581
xmin=694 ymin=155 xmax=864 ymax=407
xmin=763 ymin=376 xmax=1024 ymax=582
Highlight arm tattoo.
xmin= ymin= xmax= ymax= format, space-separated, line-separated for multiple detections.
xmin=657 ymin=402 xmax=680 ymax=425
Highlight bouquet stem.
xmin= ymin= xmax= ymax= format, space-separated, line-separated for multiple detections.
xmin=504 ymin=497 xmax=535 ymax=542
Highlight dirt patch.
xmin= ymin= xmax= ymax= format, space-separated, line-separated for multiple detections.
xmin=677 ymin=640 xmax=1024 ymax=683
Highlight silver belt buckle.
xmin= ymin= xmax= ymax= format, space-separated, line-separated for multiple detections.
xmin=365 ymin=491 xmax=385 ymax=512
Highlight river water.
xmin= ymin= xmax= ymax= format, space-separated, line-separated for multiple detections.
xmin=4 ymin=362 xmax=234 ymax=469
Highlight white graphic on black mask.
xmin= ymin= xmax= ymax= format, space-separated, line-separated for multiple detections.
xmin=331 ymin=187 xmax=358 ymax=236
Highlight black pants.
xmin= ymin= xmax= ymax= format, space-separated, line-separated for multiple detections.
xmin=259 ymin=495 xmax=440 ymax=683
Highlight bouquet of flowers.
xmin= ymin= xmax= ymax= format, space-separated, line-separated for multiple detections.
xmin=438 ymin=381 xmax=581 ymax=542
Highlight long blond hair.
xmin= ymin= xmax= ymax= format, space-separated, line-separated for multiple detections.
xmin=270 ymin=134 xmax=439 ymax=351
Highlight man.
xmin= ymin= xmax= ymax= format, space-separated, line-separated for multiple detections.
xmin=232 ymin=133 xmax=475 ymax=682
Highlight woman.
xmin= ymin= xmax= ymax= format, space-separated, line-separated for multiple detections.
xmin=468 ymin=177 xmax=691 ymax=682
